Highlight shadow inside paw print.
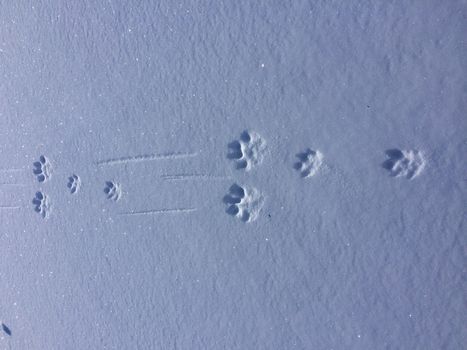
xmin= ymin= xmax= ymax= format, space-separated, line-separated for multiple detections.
xmin=382 ymin=149 xmax=404 ymax=170
xmin=223 ymin=183 xmax=246 ymax=215
xmin=227 ymin=130 xmax=266 ymax=171
xmin=382 ymin=149 xmax=425 ymax=179
xmin=294 ymin=148 xmax=323 ymax=178
xmin=104 ymin=181 xmax=122 ymax=201
xmin=32 ymin=191 xmax=50 ymax=218
xmin=223 ymin=183 xmax=264 ymax=223
xmin=67 ymin=174 xmax=81 ymax=194
xmin=33 ymin=155 xmax=52 ymax=183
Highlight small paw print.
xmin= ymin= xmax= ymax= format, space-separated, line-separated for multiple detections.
xmin=294 ymin=149 xmax=323 ymax=178
xmin=104 ymin=181 xmax=122 ymax=201
xmin=32 ymin=191 xmax=50 ymax=218
xmin=67 ymin=174 xmax=81 ymax=194
xmin=383 ymin=149 xmax=425 ymax=179
xmin=223 ymin=184 xmax=264 ymax=223
xmin=228 ymin=130 xmax=267 ymax=171
xmin=33 ymin=155 xmax=52 ymax=183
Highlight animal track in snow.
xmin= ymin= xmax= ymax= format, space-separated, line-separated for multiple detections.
xmin=104 ymin=181 xmax=122 ymax=201
xmin=67 ymin=174 xmax=81 ymax=194
xmin=294 ymin=149 xmax=323 ymax=178
xmin=382 ymin=149 xmax=425 ymax=179
xmin=228 ymin=131 xmax=266 ymax=171
xmin=32 ymin=191 xmax=50 ymax=219
xmin=223 ymin=184 xmax=264 ymax=223
xmin=33 ymin=155 xmax=52 ymax=183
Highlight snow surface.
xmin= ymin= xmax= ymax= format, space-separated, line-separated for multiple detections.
xmin=1 ymin=1 xmax=466 ymax=349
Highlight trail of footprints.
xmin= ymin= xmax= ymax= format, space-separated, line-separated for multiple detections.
xmin=23 ymin=134 xmax=425 ymax=221
xmin=224 ymin=131 xmax=426 ymax=223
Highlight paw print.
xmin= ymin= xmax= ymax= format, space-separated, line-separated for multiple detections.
xmin=33 ymin=155 xmax=52 ymax=183
xmin=223 ymin=184 xmax=264 ymax=223
xmin=32 ymin=191 xmax=50 ymax=218
xmin=67 ymin=174 xmax=81 ymax=194
xmin=228 ymin=130 xmax=267 ymax=171
xmin=104 ymin=181 xmax=122 ymax=201
xmin=383 ymin=149 xmax=425 ymax=179
xmin=294 ymin=148 xmax=323 ymax=178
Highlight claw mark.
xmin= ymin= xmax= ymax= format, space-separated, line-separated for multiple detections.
xmin=119 ymin=208 xmax=197 ymax=215
xmin=96 ymin=152 xmax=198 ymax=166
xmin=161 ymin=174 xmax=231 ymax=181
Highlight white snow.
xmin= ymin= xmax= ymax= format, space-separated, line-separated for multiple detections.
xmin=0 ymin=1 xmax=465 ymax=349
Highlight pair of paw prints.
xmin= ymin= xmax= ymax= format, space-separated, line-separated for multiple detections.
xmin=228 ymin=131 xmax=267 ymax=171
xmin=383 ymin=149 xmax=425 ymax=179
xmin=32 ymin=156 xmax=52 ymax=219
xmin=293 ymin=148 xmax=425 ymax=180
xmin=223 ymin=184 xmax=264 ymax=223
xmin=226 ymin=131 xmax=268 ymax=222
xmin=33 ymin=156 xmax=82 ymax=194
xmin=104 ymin=181 xmax=122 ymax=201
xmin=228 ymin=133 xmax=325 ymax=179
xmin=32 ymin=191 xmax=50 ymax=219
xmin=32 ymin=155 xmax=83 ymax=219
xmin=226 ymin=131 xmax=266 ymax=223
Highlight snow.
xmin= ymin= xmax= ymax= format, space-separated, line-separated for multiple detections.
xmin=0 ymin=1 xmax=466 ymax=349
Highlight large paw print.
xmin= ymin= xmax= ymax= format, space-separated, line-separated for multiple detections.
xmin=32 ymin=191 xmax=50 ymax=219
xmin=104 ymin=181 xmax=122 ymax=201
xmin=228 ymin=131 xmax=267 ymax=171
xmin=33 ymin=155 xmax=52 ymax=183
xmin=223 ymin=184 xmax=264 ymax=223
xmin=382 ymin=149 xmax=425 ymax=179
xmin=294 ymin=148 xmax=323 ymax=178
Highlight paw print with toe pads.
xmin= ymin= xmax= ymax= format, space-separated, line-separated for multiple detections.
xmin=294 ymin=149 xmax=323 ymax=178
xmin=32 ymin=191 xmax=50 ymax=218
xmin=383 ymin=149 xmax=425 ymax=179
xmin=228 ymin=130 xmax=266 ymax=171
xmin=104 ymin=181 xmax=122 ymax=201
xmin=33 ymin=155 xmax=52 ymax=183
xmin=223 ymin=184 xmax=264 ymax=223
xmin=67 ymin=174 xmax=81 ymax=194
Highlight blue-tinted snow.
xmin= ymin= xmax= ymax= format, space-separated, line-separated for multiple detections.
xmin=0 ymin=1 xmax=466 ymax=349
